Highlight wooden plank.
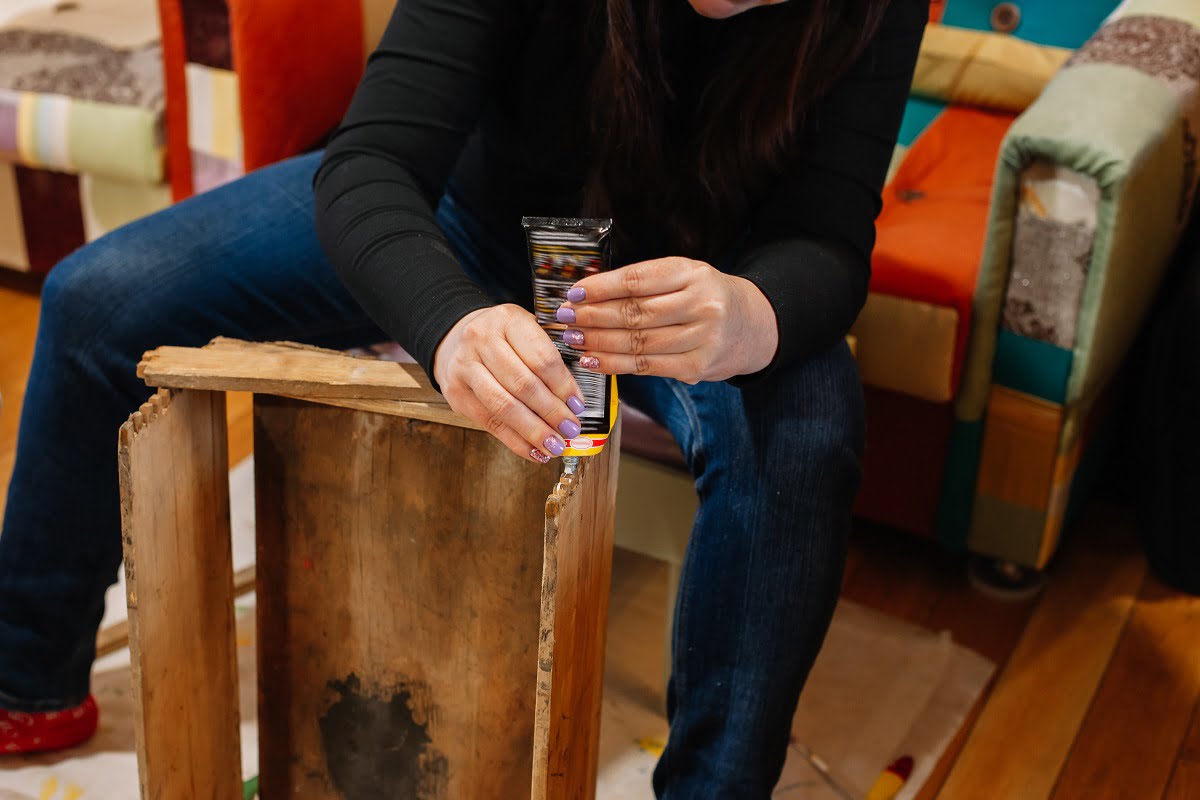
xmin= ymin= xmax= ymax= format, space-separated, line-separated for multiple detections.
xmin=532 ymin=420 xmax=622 ymax=800
xmin=96 ymin=565 xmax=257 ymax=659
xmin=1166 ymin=759 xmax=1200 ymax=800
xmin=937 ymin=505 xmax=1145 ymax=800
xmin=1051 ymin=576 xmax=1200 ymax=799
xmin=118 ymin=389 xmax=241 ymax=799
xmin=253 ymin=395 xmax=561 ymax=798
xmin=975 ymin=386 xmax=1063 ymax=512
xmin=291 ymin=394 xmax=476 ymax=430
xmin=138 ymin=337 xmax=442 ymax=403
xmin=1182 ymin=697 xmax=1200 ymax=762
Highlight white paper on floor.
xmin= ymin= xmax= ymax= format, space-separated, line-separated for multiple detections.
xmin=1 ymin=456 xmax=993 ymax=799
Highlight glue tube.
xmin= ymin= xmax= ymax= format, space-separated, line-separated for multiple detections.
xmin=523 ymin=216 xmax=618 ymax=458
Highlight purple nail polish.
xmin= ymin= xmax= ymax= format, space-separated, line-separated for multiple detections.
xmin=530 ymin=448 xmax=551 ymax=464
xmin=566 ymin=287 xmax=586 ymax=303
xmin=544 ymin=435 xmax=566 ymax=456
xmin=579 ymin=356 xmax=600 ymax=369
xmin=562 ymin=329 xmax=584 ymax=346
xmin=556 ymin=306 xmax=576 ymax=324
xmin=559 ymin=419 xmax=582 ymax=438
xmin=567 ymin=395 xmax=586 ymax=415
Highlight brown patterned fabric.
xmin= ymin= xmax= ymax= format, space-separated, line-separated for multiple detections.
xmin=1002 ymin=212 xmax=1094 ymax=348
xmin=0 ymin=30 xmax=163 ymax=108
xmin=14 ymin=165 xmax=85 ymax=273
xmin=1068 ymin=15 xmax=1200 ymax=89
xmin=180 ymin=0 xmax=232 ymax=70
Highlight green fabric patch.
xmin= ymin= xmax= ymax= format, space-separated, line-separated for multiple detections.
xmin=967 ymin=494 xmax=1049 ymax=565
xmin=82 ymin=174 xmax=171 ymax=235
xmin=243 ymin=775 xmax=259 ymax=800
xmin=957 ymin=62 xmax=1184 ymax=422
xmin=993 ymin=330 xmax=1072 ymax=403
xmin=67 ymin=99 xmax=163 ymax=185
xmin=897 ymin=97 xmax=945 ymax=148
xmin=934 ymin=419 xmax=984 ymax=551
xmin=941 ymin=0 xmax=1121 ymax=49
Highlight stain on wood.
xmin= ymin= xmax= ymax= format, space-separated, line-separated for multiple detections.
xmin=319 ymin=673 xmax=448 ymax=800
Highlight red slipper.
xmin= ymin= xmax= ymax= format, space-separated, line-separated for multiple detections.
xmin=0 ymin=695 xmax=98 ymax=755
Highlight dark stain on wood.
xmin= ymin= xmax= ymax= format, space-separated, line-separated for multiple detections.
xmin=319 ymin=673 xmax=448 ymax=799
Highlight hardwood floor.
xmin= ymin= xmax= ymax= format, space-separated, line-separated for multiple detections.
xmin=2 ymin=276 xmax=1199 ymax=798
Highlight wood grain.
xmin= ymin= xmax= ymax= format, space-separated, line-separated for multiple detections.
xmin=975 ymin=386 xmax=1063 ymax=512
xmin=292 ymin=394 xmax=476 ymax=430
xmin=532 ymin=419 xmax=622 ymax=800
xmin=118 ymin=389 xmax=242 ymax=800
xmin=1051 ymin=576 xmax=1200 ymax=799
xmin=938 ymin=507 xmax=1146 ymax=800
xmin=1166 ymin=759 xmax=1200 ymax=800
xmin=95 ymin=565 xmax=257 ymax=659
xmin=253 ymin=395 xmax=561 ymax=799
xmin=138 ymin=337 xmax=442 ymax=403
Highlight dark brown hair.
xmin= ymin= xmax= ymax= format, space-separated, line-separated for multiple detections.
xmin=585 ymin=0 xmax=892 ymax=260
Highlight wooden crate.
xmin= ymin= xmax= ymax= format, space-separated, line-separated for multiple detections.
xmin=119 ymin=340 xmax=620 ymax=799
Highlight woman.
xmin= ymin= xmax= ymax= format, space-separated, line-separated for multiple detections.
xmin=0 ymin=0 xmax=923 ymax=794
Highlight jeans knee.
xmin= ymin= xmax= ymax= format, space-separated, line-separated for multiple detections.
xmin=39 ymin=241 xmax=154 ymax=369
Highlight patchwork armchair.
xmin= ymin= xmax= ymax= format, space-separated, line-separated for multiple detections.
xmin=6 ymin=0 xmax=1198 ymax=577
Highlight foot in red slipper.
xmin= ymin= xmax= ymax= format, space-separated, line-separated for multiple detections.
xmin=0 ymin=695 xmax=98 ymax=755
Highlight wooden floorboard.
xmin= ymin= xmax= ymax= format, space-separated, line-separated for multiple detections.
xmin=938 ymin=505 xmax=1147 ymax=800
xmin=1052 ymin=575 xmax=1200 ymax=799
xmin=1165 ymin=759 xmax=1200 ymax=800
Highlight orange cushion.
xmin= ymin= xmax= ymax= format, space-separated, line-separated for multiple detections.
xmin=870 ymin=105 xmax=1017 ymax=391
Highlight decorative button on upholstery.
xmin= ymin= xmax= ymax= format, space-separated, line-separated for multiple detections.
xmin=991 ymin=2 xmax=1020 ymax=33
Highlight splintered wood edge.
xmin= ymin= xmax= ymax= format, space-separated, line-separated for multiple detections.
xmin=531 ymin=463 xmax=587 ymax=800
xmin=119 ymin=388 xmax=175 ymax=444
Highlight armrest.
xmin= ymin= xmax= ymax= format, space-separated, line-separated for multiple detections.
xmin=159 ymin=0 xmax=386 ymax=198
xmin=958 ymin=3 xmax=1200 ymax=426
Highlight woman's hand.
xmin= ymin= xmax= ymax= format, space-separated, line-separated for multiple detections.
xmin=433 ymin=304 xmax=586 ymax=463
xmin=556 ymin=257 xmax=779 ymax=383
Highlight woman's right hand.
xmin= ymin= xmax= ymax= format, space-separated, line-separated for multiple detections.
xmin=433 ymin=304 xmax=586 ymax=463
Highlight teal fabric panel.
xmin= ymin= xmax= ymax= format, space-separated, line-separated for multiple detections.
xmin=897 ymin=97 xmax=945 ymax=148
xmin=941 ymin=0 xmax=1121 ymax=48
xmin=993 ymin=330 xmax=1072 ymax=403
xmin=935 ymin=419 xmax=984 ymax=551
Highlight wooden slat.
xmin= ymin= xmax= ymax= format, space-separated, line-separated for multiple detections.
xmin=292 ymin=394 xmax=476 ymax=430
xmin=138 ymin=337 xmax=442 ymax=403
xmin=1051 ymin=576 xmax=1200 ymax=798
xmin=975 ymin=386 xmax=1063 ymax=512
xmin=532 ymin=419 xmax=622 ymax=800
xmin=119 ymin=389 xmax=241 ymax=799
xmin=938 ymin=507 xmax=1146 ymax=800
xmin=96 ymin=566 xmax=257 ymax=659
xmin=253 ymin=395 xmax=561 ymax=798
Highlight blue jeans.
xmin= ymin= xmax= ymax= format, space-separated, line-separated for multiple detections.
xmin=0 ymin=151 xmax=863 ymax=798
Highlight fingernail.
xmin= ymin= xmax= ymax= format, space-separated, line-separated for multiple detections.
xmin=562 ymin=329 xmax=584 ymax=346
xmin=567 ymin=395 xmax=585 ymax=415
xmin=566 ymin=287 xmax=586 ymax=303
xmin=530 ymin=448 xmax=551 ymax=464
xmin=544 ymin=435 xmax=566 ymax=456
xmin=556 ymin=306 xmax=576 ymax=324
xmin=559 ymin=418 xmax=581 ymax=438
xmin=579 ymin=356 xmax=600 ymax=369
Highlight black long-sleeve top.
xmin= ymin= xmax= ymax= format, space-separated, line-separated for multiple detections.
xmin=313 ymin=0 xmax=925 ymax=386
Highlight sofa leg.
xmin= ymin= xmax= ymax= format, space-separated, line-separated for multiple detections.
xmin=967 ymin=556 xmax=1046 ymax=601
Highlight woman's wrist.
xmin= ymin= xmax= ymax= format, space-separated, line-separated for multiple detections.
xmin=730 ymin=275 xmax=779 ymax=375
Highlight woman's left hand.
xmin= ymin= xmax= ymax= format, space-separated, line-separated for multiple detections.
xmin=556 ymin=257 xmax=779 ymax=383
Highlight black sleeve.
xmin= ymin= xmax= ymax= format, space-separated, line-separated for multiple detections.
xmin=312 ymin=0 xmax=530 ymax=389
xmin=730 ymin=0 xmax=926 ymax=383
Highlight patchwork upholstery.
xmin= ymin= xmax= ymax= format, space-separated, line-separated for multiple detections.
xmin=3 ymin=0 xmax=1193 ymax=569
xmin=0 ymin=0 xmax=170 ymax=272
